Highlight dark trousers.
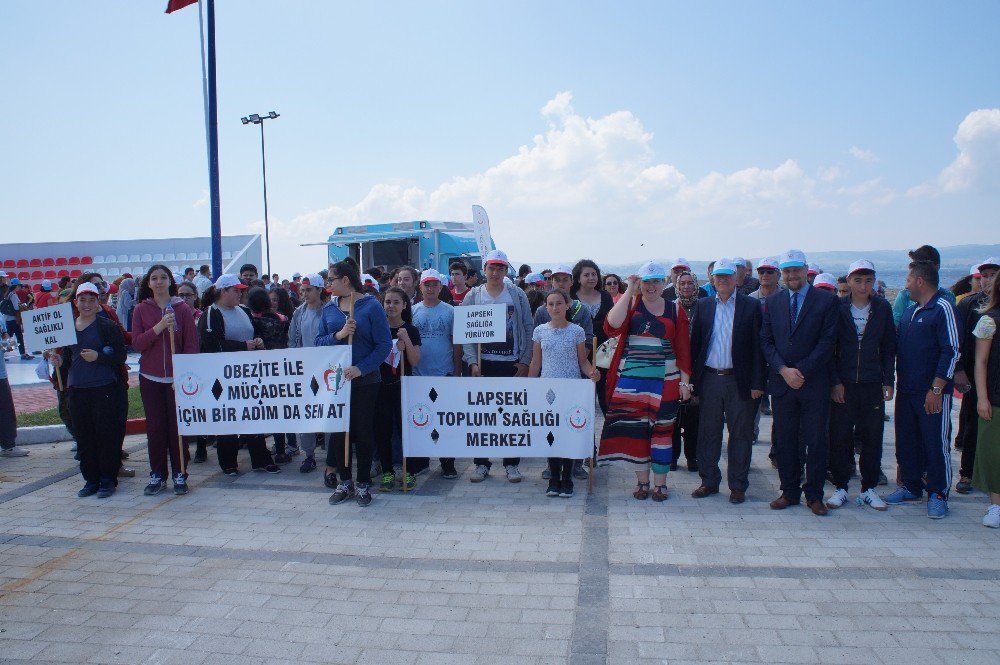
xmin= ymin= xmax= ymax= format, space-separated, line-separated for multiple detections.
xmin=272 ymin=433 xmax=297 ymax=455
xmin=958 ymin=389 xmax=979 ymax=478
xmin=6 ymin=319 xmax=26 ymax=355
xmin=473 ymin=359 xmax=521 ymax=468
xmin=772 ymin=387 xmax=830 ymax=502
xmin=70 ymin=383 xmax=123 ymax=484
xmin=829 ymin=382 xmax=884 ymax=492
xmin=671 ymin=401 xmax=699 ymax=467
xmin=696 ymin=373 xmax=757 ymax=492
xmin=895 ymin=392 xmax=952 ymax=498
xmin=327 ymin=382 xmax=379 ymax=485
xmin=548 ymin=458 xmax=573 ymax=482
xmin=57 ymin=386 xmax=76 ymax=440
xmin=140 ymin=376 xmax=185 ymax=479
xmin=0 ymin=378 xmax=16 ymax=449
xmin=217 ymin=434 xmax=272 ymax=470
xmin=375 ymin=380 xmax=429 ymax=475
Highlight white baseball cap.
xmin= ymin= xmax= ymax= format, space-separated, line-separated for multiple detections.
xmin=361 ymin=273 xmax=381 ymax=292
xmin=214 ymin=274 xmax=248 ymax=290
xmin=419 ymin=269 xmax=442 ymax=284
xmin=778 ymin=249 xmax=807 ymax=269
xmin=670 ymin=258 xmax=691 ymax=271
xmin=483 ymin=249 xmax=509 ymax=266
xmin=732 ymin=256 xmax=747 ymax=267
xmin=301 ymin=273 xmax=324 ymax=287
xmin=637 ymin=261 xmax=667 ymax=281
xmin=807 ymin=262 xmax=822 ymax=276
xmin=848 ymin=259 xmax=876 ymax=277
xmin=813 ymin=273 xmax=838 ymax=291
xmin=75 ymin=282 xmax=101 ymax=298
xmin=0 ymin=271 xmax=8 ymax=278
xmin=292 ymin=272 xmax=302 ymax=279
xmin=971 ymin=264 xmax=982 ymax=278
xmin=756 ymin=257 xmax=779 ymax=271
xmin=711 ymin=258 xmax=737 ymax=276
xmin=550 ymin=264 xmax=574 ymax=277
xmin=524 ymin=272 xmax=545 ymax=285
xmin=978 ymin=257 xmax=1000 ymax=272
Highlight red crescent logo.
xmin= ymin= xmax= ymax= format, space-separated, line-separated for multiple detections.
xmin=411 ymin=412 xmax=429 ymax=427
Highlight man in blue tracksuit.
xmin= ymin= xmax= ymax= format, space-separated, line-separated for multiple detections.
xmin=887 ymin=261 xmax=961 ymax=518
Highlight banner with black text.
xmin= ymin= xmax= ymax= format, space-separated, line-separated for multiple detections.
xmin=173 ymin=347 xmax=352 ymax=435
xmin=402 ymin=376 xmax=595 ymax=458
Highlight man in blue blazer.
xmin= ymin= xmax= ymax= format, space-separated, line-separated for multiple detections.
xmin=761 ymin=249 xmax=840 ymax=515
xmin=689 ymin=258 xmax=765 ymax=504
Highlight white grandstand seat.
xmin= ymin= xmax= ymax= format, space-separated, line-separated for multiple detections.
xmin=128 ymin=255 xmax=140 ymax=263
xmin=141 ymin=254 xmax=152 ymax=262
xmin=117 ymin=254 xmax=129 ymax=263
xmin=153 ymin=253 xmax=164 ymax=261
xmin=93 ymin=256 xmax=105 ymax=264
xmin=176 ymin=253 xmax=187 ymax=261
xmin=199 ymin=252 xmax=209 ymax=260
xmin=164 ymin=253 xmax=175 ymax=261
xmin=106 ymin=268 xmax=119 ymax=277
xmin=222 ymin=252 xmax=232 ymax=260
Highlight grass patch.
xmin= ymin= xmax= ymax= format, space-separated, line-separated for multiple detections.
xmin=16 ymin=385 xmax=145 ymax=428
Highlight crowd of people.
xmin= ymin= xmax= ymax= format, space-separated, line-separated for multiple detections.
xmin=2 ymin=244 xmax=999 ymax=527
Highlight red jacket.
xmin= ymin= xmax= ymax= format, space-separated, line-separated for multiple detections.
xmin=131 ymin=297 xmax=199 ymax=379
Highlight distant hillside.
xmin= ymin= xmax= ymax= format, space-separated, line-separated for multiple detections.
xmin=597 ymin=243 xmax=1000 ymax=289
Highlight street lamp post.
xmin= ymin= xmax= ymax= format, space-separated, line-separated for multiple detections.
xmin=241 ymin=111 xmax=279 ymax=277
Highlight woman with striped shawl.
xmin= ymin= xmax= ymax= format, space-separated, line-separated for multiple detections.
xmin=597 ymin=261 xmax=692 ymax=502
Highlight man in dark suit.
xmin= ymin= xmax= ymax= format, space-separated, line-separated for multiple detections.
xmin=761 ymin=249 xmax=839 ymax=515
xmin=689 ymin=258 xmax=765 ymax=504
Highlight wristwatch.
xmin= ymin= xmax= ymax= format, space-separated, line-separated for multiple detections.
xmin=930 ymin=386 xmax=943 ymax=395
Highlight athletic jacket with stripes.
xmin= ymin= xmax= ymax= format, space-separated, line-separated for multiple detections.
xmin=895 ymin=291 xmax=961 ymax=395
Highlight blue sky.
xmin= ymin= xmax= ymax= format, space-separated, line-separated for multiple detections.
xmin=2 ymin=1 xmax=998 ymax=273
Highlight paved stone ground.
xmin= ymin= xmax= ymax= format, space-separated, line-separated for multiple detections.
xmin=1 ymin=403 xmax=998 ymax=665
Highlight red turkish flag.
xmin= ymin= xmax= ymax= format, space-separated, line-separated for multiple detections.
xmin=165 ymin=0 xmax=198 ymax=13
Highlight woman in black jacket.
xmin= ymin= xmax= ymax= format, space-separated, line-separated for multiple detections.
xmin=197 ymin=275 xmax=279 ymax=475
xmin=50 ymin=282 xmax=128 ymax=498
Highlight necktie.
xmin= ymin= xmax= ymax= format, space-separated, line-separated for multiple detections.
xmin=791 ymin=291 xmax=799 ymax=326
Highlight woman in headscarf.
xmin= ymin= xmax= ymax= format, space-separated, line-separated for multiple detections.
xmin=671 ymin=270 xmax=701 ymax=472
xmin=597 ymin=261 xmax=692 ymax=503
xmin=116 ymin=277 xmax=136 ymax=333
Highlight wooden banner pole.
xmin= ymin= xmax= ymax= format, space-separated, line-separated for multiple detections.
xmin=589 ymin=336 xmax=597 ymax=495
xmin=168 ymin=324 xmax=187 ymax=478
xmin=400 ymin=339 xmax=409 ymax=493
xmin=344 ymin=294 xmax=355 ymax=469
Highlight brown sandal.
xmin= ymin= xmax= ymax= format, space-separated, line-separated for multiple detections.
xmin=633 ymin=482 xmax=650 ymax=500
xmin=651 ymin=485 xmax=669 ymax=502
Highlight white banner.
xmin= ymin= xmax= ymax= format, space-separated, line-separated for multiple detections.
xmin=173 ymin=347 xmax=352 ymax=435
xmin=452 ymin=304 xmax=506 ymax=344
xmin=402 ymin=376 xmax=595 ymax=458
xmin=471 ymin=204 xmax=493 ymax=258
xmin=23 ymin=303 xmax=76 ymax=353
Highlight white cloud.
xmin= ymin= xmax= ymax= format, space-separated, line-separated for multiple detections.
xmin=849 ymin=146 xmax=880 ymax=163
xmin=192 ymin=190 xmax=208 ymax=207
xmin=939 ymin=108 xmax=1000 ymax=193
xmin=255 ymin=95 xmax=1000 ymax=269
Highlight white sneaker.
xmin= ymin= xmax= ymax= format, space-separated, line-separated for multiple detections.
xmin=983 ymin=505 xmax=1000 ymax=528
xmin=0 ymin=446 xmax=29 ymax=457
xmin=470 ymin=464 xmax=489 ymax=483
xmin=71 ymin=442 xmax=78 ymax=452
xmin=825 ymin=488 xmax=849 ymax=509
xmin=857 ymin=488 xmax=888 ymax=511
xmin=505 ymin=465 xmax=522 ymax=483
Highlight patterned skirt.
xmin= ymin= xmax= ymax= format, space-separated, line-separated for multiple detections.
xmin=597 ymin=334 xmax=680 ymax=473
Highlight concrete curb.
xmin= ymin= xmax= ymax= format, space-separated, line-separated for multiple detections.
xmin=15 ymin=425 xmax=71 ymax=445
xmin=16 ymin=419 xmax=147 ymax=446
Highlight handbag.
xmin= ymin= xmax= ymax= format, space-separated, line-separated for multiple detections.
xmin=594 ymin=337 xmax=618 ymax=370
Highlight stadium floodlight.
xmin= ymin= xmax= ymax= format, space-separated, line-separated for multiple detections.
xmin=242 ymin=111 xmax=280 ymax=276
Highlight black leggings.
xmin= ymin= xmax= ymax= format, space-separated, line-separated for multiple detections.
xmin=71 ymin=383 xmax=125 ymax=484
xmin=327 ymin=382 xmax=380 ymax=485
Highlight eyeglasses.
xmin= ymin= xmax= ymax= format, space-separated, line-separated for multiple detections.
xmin=757 ymin=269 xmax=777 ymax=275
xmin=604 ymin=280 xmax=619 ymax=286
xmin=179 ymin=292 xmax=197 ymax=299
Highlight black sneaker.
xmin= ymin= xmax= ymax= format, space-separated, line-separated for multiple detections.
xmin=329 ymin=481 xmax=355 ymax=505
xmin=559 ymin=481 xmax=575 ymax=498
xmin=77 ymin=481 xmax=99 ymax=497
xmin=273 ymin=453 xmax=291 ymax=465
xmin=96 ymin=481 xmax=115 ymax=499
xmin=173 ymin=473 xmax=188 ymax=495
xmin=572 ymin=460 xmax=589 ymax=480
xmin=144 ymin=475 xmax=164 ymax=496
xmin=193 ymin=448 xmax=207 ymax=463
xmin=441 ymin=462 xmax=458 ymax=479
xmin=546 ymin=480 xmax=560 ymax=497
xmin=223 ymin=467 xmax=238 ymax=477
xmin=324 ymin=471 xmax=338 ymax=489
xmin=356 ymin=483 xmax=373 ymax=507
xmin=264 ymin=464 xmax=280 ymax=474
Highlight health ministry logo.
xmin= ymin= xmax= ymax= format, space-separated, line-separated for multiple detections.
xmin=408 ymin=403 xmax=432 ymax=429
xmin=567 ymin=405 xmax=591 ymax=430
xmin=177 ymin=372 xmax=202 ymax=399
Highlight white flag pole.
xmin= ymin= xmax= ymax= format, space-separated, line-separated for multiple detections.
xmin=197 ymin=0 xmax=211 ymax=173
